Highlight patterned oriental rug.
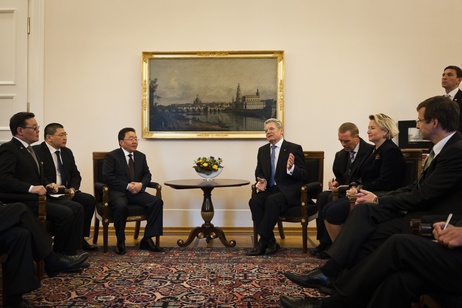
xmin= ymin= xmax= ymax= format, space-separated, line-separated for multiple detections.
xmin=23 ymin=247 xmax=326 ymax=307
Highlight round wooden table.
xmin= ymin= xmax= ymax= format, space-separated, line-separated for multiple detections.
xmin=164 ymin=179 xmax=250 ymax=247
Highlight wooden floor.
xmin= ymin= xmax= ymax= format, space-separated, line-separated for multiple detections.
xmin=92 ymin=227 xmax=319 ymax=249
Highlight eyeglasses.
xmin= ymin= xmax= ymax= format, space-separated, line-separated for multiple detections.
xmin=23 ymin=126 xmax=40 ymax=131
xmin=124 ymin=137 xmax=139 ymax=142
xmin=53 ymin=133 xmax=68 ymax=137
xmin=416 ymin=118 xmax=425 ymax=124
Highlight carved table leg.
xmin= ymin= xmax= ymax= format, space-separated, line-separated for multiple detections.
xmin=177 ymin=185 xmax=236 ymax=247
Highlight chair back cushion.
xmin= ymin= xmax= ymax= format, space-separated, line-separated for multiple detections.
xmin=303 ymin=151 xmax=324 ymax=185
xmin=400 ymin=149 xmax=423 ymax=186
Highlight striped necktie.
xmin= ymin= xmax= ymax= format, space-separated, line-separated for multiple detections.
xmin=269 ymin=145 xmax=277 ymax=187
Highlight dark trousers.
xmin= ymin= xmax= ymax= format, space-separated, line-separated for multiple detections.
xmin=72 ymin=191 xmax=96 ymax=237
xmin=323 ymin=197 xmax=351 ymax=225
xmin=327 ymin=202 xmax=403 ymax=269
xmin=248 ymin=186 xmax=291 ymax=244
xmin=324 ymin=234 xmax=462 ymax=308
xmin=110 ymin=191 xmax=163 ymax=241
xmin=0 ymin=203 xmax=52 ymax=297
xmin=315 ymin=190 xmax=334 ymax=245
xmin=25 ymin=198 xmax=84 ymax=255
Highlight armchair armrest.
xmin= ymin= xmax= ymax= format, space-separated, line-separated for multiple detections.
xmin=0 ymin=192 xmax=47 ymax=227
xmin=409 ymin=215 xmax=462 ymax=237
xmin=304 ymin=182 xmax=322 ymax=198
xmin=147 ymin=182 xmax=162 ymax=198
xmin=332 ymin=185 xmax=349 ymax=200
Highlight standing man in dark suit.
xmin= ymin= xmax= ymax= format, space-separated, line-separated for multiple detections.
xmin=281 ymin=218 xmax=462 ymax=308
xmin=441 ymin=65 xmax=462 ymax=132
xmin=313 ymin=122 xmax=373 ymax=258
xmin=33 ymin=123 xmax=98 ymax=251
xmin=247 ymin=118 xmax=307 ymax=256
xmin=0 ymin=112 xmax=84 ymax=256
xmin=103 ymin=127 xmax=163 ymax=255
xmin=283 ymin=96 xmax=462 ymax=298
xmin=0 ymin=201 xmax=89 ymax=307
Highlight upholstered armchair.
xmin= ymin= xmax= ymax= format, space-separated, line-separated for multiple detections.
xmin=252 ymin=151 xmax=324 ymax=253
xmin=92 ymin=152 xmax=161 ymax=253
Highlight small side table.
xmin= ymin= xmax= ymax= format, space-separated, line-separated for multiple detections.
xmin=164 ymin=179 xmax=250 ymax=247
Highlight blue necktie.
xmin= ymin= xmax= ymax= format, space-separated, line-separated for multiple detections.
xmin=269 ymin=145 xmax=277 ymax=187
xmin=55 ymin=150 xmax=66 ymax=186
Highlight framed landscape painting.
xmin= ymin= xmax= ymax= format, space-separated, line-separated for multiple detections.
xmin=398 ymin=120 xmax=432 ymax=152
xmin=141 ymin=50 xmax=284 ymax=139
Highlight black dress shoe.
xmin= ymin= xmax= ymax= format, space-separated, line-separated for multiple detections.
xmin=280 ymin=295 xmax=322 ymax=308
xmin=45 ymin=252 xmax=89 ymax=277
xmin=315 ymin=251 xmax=330 ymax=259
xmin=265 ymin=242 xmax=280 ymax=255
xmin=82 ymin=239 xmax=98 ymax=251
xmin=310 ymin=242 xmax=330 ymax=256
xmin=246 ymin=242 xmax=267 ymax=256
xmin=6 ymin=298 xmax=35 ymax=308
xmin=115 ymin=240 xmax=126 ymax=255
xmin=63 ymin=252 xmax=90 ymax=263
xmin=284 ymin=268 xmax=331 ymax=289
xmin=139 ymin=237 xmax=164 ymax=252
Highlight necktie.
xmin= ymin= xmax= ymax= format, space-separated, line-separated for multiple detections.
xmin=128 ymin=153 xmax=135 ymax=182
xmin=347 ymin=151 xmax=355 ymax=175
xmin=269 ymin=145 xmax=277 ymax=187
xmin=424 ymin=150 xmax=435 ymax=171
xmin=27 ymin=146 xmax=40 ymax=171
xmin=55 ymin=150 xmax=67 ymax=186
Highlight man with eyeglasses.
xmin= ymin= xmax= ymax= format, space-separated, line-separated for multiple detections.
xmin=102 ymin=127 xmax=163 ymax=255
xmin=33 ymin=122 xmax=98 ymax=251
xmin=0 ymin=112 xmax=87 ymax=259
xmin=282 ymin=96 xmax=462 ymax=307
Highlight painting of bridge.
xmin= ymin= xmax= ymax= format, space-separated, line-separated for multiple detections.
xmin=141 ymin=51 xmax=284 ymax=139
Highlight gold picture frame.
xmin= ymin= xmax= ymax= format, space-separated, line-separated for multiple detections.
xmin=142 ymin=50 xmax=284 ymax=139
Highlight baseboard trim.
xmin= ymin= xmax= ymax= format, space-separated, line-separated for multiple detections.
xmin=90 ymin=226 xmax=317 ymax=235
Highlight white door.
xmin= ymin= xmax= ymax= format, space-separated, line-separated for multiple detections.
xmin=0 ymin=0 xmax=28 ymax=143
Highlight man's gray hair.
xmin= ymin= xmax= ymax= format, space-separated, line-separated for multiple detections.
xmin=264 ymin=118 xmax=283 ymax=129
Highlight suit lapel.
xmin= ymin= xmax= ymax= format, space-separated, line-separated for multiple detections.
xmin=40 ymin=142 xmax=57 ymax=182
xmin=117 ymin=148 xmax=132 ymax=181
xmin=276 ymin=141 xmax=289 ymax=177
xmin=12 ymin=138 xmax=41 ymax=177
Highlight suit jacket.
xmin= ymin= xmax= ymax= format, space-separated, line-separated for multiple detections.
xmin=33 ymin=142 xmax=82 ymax=189
xmin=254 ymin=140 xmax=306 ymax=205
xmin=0 ymin=138 xmax=44 ymax=193
xmin=102 ymin=148 xmax=152 ymax=200
xmin=380 ymin=131 xmax=462 ymax=218
xmin=453 ymin=89 xmax=462 ymax=133
xmin=355 ymin=138 xmax=406 ymax=192
xmin=332 ymin=138 xmax=374 ymax=185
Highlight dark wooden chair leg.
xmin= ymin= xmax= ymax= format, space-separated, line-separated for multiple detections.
xmin=134 ymin=221 xmax=141 ymax=239
xmin=278 ymin=220 xmax=286 ymax=239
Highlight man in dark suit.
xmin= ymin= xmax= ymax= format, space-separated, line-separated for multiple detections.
xmin=441 ymin=65 xmax=462 ymax=132
xmin=33 ymin=123 xmax=98 ymax=251
xmin=1 ymin=201 xmax=89 ymax=307
xmin=103 ymin=127 xmax=163 ymax=255
xmin=313 ymin=122 xmax=373 ymax=258
xmin=247 ymin=118 xmax=307 ymax=256
xmin=281 ymin=218 xmax=462 ymax=308
xmin=283 ymin=96 xmax=462 ymax=300
xmin=0 ymin=112 xmax=84 ymax=255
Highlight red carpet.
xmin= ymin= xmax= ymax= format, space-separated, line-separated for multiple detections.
xmin=23 ymin=247 xmax=326 ymax=307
